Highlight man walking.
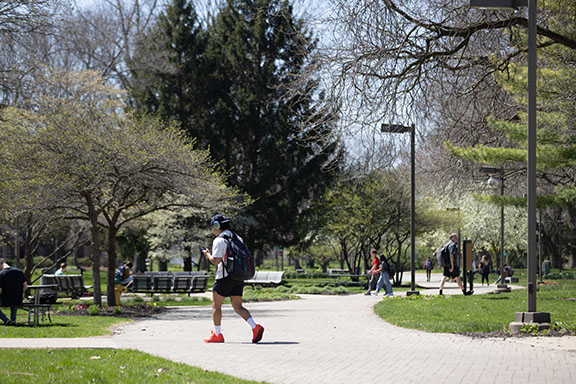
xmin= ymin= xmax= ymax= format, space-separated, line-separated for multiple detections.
xmin=202 ymin=214 xmax=264 ymax=343
xmin=439 ymin=234 xmax=472 ymax=296
xmin=0 ymin=258 xmax=28 ymax=325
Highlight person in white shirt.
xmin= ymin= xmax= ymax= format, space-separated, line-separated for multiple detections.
xmin=55 ymin=263 xmax=66 ymax=276
xmin=202 ymin=214 xmax=264 ymax=343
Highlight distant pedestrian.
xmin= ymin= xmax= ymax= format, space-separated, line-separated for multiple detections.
xmin=373 ymin=255 xmax=394 ymax=296
xmin=0 ymin=258 xmax=28 ymax=326
xmin=364 ymin=249 xmax=380 ymax=295
xmin=202 ymin=214 xmax=264 ymax=343
xmin=423 ymin=256 xmax=434 ymax=282
xmin=439 ymin=234 xmax=472 ymax=296
xmin=478 ymin=255 xmax=491 ymax=285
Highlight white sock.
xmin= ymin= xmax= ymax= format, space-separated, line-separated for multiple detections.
xmin=214 ymin=326 xmax=222 ymax=335
xmin=247 ymin=317 xmax=257 ymax=329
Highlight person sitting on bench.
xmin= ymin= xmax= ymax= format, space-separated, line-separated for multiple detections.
xmin=0 ymin=258 xmax=28 ymax=326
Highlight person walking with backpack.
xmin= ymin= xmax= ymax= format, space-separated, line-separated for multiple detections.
xmin=202 ymin=214 xmax=264 ymax=343
xmin=439 ymin=234 xmax=472 ymax=296
xmin=423 ymin=256 xmax=434 ymax=282
xmin=373 ymin=254 xmax=394 ymax=296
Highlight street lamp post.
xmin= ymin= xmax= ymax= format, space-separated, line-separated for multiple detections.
xmin=381 ymin=123 xmax=419 ymax=296
xmin=480 ymin=166 xmax=510 ymax=293
xmin=470 ymin=0 xmax=550 ymax=333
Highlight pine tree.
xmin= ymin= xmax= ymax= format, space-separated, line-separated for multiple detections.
xmin=129 ymin=0 xmax=208 ymax=140
xmin=203 ymin=0 xmax=341 ymax=252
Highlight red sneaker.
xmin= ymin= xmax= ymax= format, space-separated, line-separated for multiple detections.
xmin=204 ymin=330 xmax=224 ymax=343
xmin=252 ymin=324 xmax=264 ymax=343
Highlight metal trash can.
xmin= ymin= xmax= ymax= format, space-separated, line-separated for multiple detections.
xmin=543 ymin=259 xmax=551 ymax=275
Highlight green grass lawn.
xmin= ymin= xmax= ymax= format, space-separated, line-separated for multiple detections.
xmin=0 ymin=349 xmax=265 ymax=384
xmin=374 ymin=279 xmax=576 ymax=333
xmin=0 ymin=315 xmax=129 ymax=338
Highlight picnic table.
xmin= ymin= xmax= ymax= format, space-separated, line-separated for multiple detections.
xmin=21 ymin=284 xmax=57 ymax=326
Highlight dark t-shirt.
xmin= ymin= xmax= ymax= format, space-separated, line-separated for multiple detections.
xmin=447 ymin=241 xmax=460 ymax=267
xmin=0 ymin=267 xmax=27 ymax=306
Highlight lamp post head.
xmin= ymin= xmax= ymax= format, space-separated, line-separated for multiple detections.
xmin=380 ymin=123 xmax=413 ymax=133
xmin=470 ymin=0 xmax=527 ymax=9
xmin=479 ymin=165 xmax=504 ymax=176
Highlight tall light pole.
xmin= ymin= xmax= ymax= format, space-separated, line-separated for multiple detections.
xmin=480 ymin=166 xmax=510 ymax=293
xmin=381 ymin=123 xmax=419 ymax=296
xmin=470 ymin=0 xmax=549 ymax=332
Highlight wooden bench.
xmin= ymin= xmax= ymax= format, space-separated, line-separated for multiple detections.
xmin=41 ymin=274 xmax=92 ymax=299
xmin=245 ymin=271 xmax=285 ymax=287
xmin=327 ymin=268 xmax=348 ymax=276
xmin=130 ymin=272 xmax=209 ymax=296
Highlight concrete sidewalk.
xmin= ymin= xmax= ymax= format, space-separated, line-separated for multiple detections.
xmin=1 ymin=292 xmax=574 ymax=384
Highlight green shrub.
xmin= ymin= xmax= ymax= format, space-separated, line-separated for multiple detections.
xmin=284 ymin=271 xmax=330 ymax=279
xmin=520 ymin=322 xmax=540 ymax=335
xmin=544 ymin=273 xmax=562 ymax=279
xmin=87 ymin=305 xmax=101 ymax=316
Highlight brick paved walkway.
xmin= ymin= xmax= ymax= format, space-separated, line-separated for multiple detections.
xmin=1 ymin=288 xmax=575 ymax=383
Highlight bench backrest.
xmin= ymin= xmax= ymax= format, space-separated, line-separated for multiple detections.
xmin=40 ymin=275 xmax=59 ymax=293
xmin=68 ymin=275 xmax=85 ymax=290
xmin=153 ymin=276 xmax=172 ymax=291
xmin=132 ymin=275 xmax=153 ymax=291
xmin=268 ymin=271 xmax=285 ymax=283
xmin=173 ymin=275 xmax=192 ymax=290
xmin=190 ymin=275 xmax=208 ymax=291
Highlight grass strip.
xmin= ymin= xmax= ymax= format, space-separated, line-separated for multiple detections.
xmin=374 ymin=280 xmax=576 ymax=333
xmin=0 ymin=348 xmax=266 ymax=384
xmin=0 ymin=315 xmax=128 ymax=338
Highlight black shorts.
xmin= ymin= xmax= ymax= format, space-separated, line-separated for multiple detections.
xmin=213 ymin=276 xmax=245 ymax=297
xmin=443 ymin=265 xmax=461 ymax=278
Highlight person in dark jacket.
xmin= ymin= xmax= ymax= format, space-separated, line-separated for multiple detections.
xmin=0 ymin=258 xmax=28 ymax=325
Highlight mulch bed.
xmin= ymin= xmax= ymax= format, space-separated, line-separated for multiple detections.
xmin=53 ymin=304 xmax=168 ymax=318
xmin=457 ymin=329 xmax=575 ymax=339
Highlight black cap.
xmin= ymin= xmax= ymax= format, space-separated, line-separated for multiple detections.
xmin=211 ymin=214 xmax=230 ymax=227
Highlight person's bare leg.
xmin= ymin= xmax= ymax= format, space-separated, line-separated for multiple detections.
xmin=230 ymin=295 xmax=251 ymax=320
xmin=230 ymin=295 xmax=264 ymax=343
xmin=455 ymin=277 xmax=464 ymax=291
xmin=439 ymin=275 xmax=447 ymax=292
xmin=212 ymin=291 xmax=225 ymax=326
xmin=204 ymin=292 xmax=226 ymax=342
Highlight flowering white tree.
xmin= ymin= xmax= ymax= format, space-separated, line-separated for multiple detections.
xmin=1 ymin=67 xmax=246 ymax=305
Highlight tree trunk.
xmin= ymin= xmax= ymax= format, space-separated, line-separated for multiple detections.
xmin=107 ymin=226 xmax=118 ymax=306
xmin=183 ymin=256 xmax=192 ymax=272
xmin=24 ymin=224 xmax=34 ymax=282
xmin=134 ymin=249 xmax=147 ymax=273
xmin=84 ymin=193 xmax=102 ymax=306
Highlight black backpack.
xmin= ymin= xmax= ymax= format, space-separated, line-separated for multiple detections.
xmin=222 ymin=233 xmax=255 ymax=281
xmin=436 ymin=242 xmax=451 ymax=267
xmin=39 ymin=291 xmax=58 ymax=304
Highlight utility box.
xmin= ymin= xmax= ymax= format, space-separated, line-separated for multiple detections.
xmin=463 ymin=240 xmax=473 ymax=270
xmin=462 ymin=239 xmax=474 ymax=294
